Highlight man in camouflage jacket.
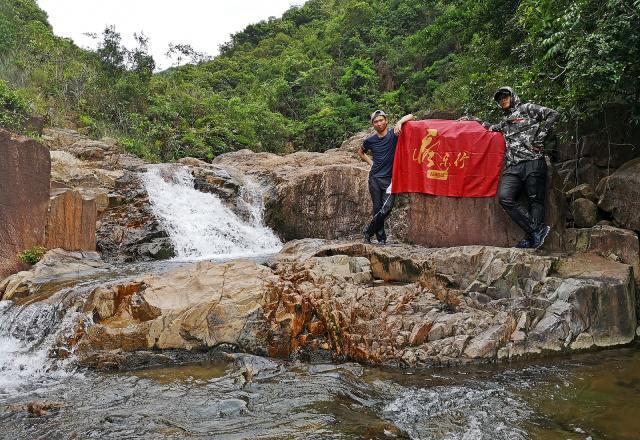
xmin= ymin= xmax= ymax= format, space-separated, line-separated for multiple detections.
xmin=485 ymin=86 xmax=559 ymax=249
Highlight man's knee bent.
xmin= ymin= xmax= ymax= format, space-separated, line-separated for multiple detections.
xmin=498 ymin=190 xmax=518 ymax=209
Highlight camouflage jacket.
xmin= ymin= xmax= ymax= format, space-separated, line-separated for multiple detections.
xmin=487 ymin=87 xmax=559 ymax=166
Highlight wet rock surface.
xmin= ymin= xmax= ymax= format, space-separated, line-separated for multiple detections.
xmin=0 ymin=249 xmax=107 ymax=301
xmin=42 ymin=128 xmax=172 ymax=263
xmin=94 ymin=170 xmax=175 ymax=262
xmin=178 ymin=157 xmax=242 ymax=201
xmin=12 ymin=240 xmax=631 ymax=369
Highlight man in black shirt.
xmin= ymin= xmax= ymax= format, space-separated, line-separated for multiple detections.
xmin=358 ymin=109 xmax=414 ymax=244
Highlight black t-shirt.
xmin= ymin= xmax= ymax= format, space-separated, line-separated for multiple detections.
xmin=363 ymin=130 xmax=398 ymax=178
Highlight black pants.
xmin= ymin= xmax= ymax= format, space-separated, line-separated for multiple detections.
xmin=365 ymin=175 xmax=395 ymax=241
xmin=497 ymin=158 xmax=547 ymax=237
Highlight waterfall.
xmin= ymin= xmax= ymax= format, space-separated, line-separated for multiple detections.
xmin=142 ymin=164 xmax=282 ymax=260
xmin=0 ymin=291 xmax=84 ymax=394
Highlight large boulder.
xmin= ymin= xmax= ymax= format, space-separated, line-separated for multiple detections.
xmin=405 ymin=158 xmax=566 ymax=250
xmin=0 ymin=129 xmax=51 ymax=278
xmin=565 ymin=225 xmax=639 ymax=283
xmin=571 ymin=198 xmax=598 ymax=228
xmin=75 ymin=260 xmax=279 ymax=362
xmin=265 ymin=164 xmax=370 ymax=240
xmin=597 ymin=158 xmax=640 ymax=231
xmin=214 ymin=149 xmax=373 ymax=241
xmin=54 ymin=240 xmax=636 ymax=369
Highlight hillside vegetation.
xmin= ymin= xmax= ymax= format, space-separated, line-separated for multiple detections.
xmin=1 ymin=0 xmax=638 ymax=160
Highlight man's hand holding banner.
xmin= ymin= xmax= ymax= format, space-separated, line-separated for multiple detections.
xmin=392 ymin=120 xmax=506 ymax=197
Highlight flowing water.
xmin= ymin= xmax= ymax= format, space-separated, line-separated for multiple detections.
xmin=1 ymin=262 xmax=639 ymax=440
xmin=142 ymin=164 xmax=282 ymax=261
xmin=2 ymin=312 xmax=640 ymax=440
xmin=1 ymin=167 xmax=639 ymax=439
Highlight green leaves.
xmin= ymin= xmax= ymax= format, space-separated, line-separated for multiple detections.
xmin=17 ymin=245 xmax=47 ymax=265
xmin=1 ymin=0 xmax=637 ymax=160
xmin=0 ymin=80 xmax=29 ymax=132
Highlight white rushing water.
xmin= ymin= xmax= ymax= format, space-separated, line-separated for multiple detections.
xmin=0 ymin=298 xmax=81 ymax=395
xmin=142 ymin=164 xmax=282 ymax=260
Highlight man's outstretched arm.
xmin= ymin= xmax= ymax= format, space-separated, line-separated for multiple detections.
xmin=458 ymin=115 xmax=502 ymax=132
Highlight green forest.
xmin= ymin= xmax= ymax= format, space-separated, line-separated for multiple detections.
xmin=1 ymin=0 xmax=638 ymax=160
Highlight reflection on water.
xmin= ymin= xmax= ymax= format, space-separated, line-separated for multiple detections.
xmin=1 ymin=346 xmax=639 ymax=439
xmin=128 ymin=360 xmax=229 ymax=384
xmin=521 ymin=348 xmax=640 ymax=440
xmin=1 ymin=258 xmax=638 ymax=439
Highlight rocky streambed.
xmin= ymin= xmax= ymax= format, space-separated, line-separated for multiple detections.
xmin=2 ymin=239 xmax=636 ymax=372
xmin=2 ymin=126 xmax=640 ymax=439
xmin=1 ymin=245 xmax=639 ymax=439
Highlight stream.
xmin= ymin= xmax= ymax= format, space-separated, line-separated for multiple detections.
xmin=1 ymin=327 xmax=639 ymax=439
xmin=1 ymin=165 xmax=638 ymax=439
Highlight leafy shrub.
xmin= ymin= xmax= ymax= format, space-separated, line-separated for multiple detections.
xmin=0 ymin=80 xmax=30 ymax=132
xmin=17 ymin=245 xmax=47 ymax=265
xmin=77 ymin=113 xmax=103 ymax=138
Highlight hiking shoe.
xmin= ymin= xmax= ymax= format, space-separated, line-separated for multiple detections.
xmin=363 ymin=226 xmax=372 ymax=244
xmin=514 ymin=237 xmax=532 ymax=249
xmin=378 ymin=239 xmax=387 ymax=246
xmin=531 ymin=225 xmax=551 ymax=249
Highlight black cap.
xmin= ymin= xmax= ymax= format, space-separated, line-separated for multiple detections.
xmin=493 ymin=87 xmax=512 ymax=101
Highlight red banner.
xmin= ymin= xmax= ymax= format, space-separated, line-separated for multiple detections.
xmin=392 ymin=120 xmax=506 ymax=197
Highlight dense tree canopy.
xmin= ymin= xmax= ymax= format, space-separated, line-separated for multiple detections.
xmin=1 ymin=0 xmax=638 ymax=160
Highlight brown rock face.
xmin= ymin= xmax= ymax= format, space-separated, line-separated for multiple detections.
xmin=571 ymin=198 xmax=598 ymax=228
xmin=76 ymin=260 xmax=279 ymax=359
xmin=214 ymin=149 xmax=374 ymax=241
xmin=0 ymin=129 xmax=51 ymax=278
xmin=406 ymin=159 xmax=566 ymax=249
xmin=266 ymin=165 xmax=371 ymax=240
xmin=565 ymin=225 xmax=640 ymax=283
xmin=45 ymin=189 xmax=97 ymax=251
xmin=41 ymin=128 xmax=174 ymax=262
xmin=597 ymin=158 xmax=640 ymax=231
xmin=48 ymin=239 xmax=635 ymax=369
